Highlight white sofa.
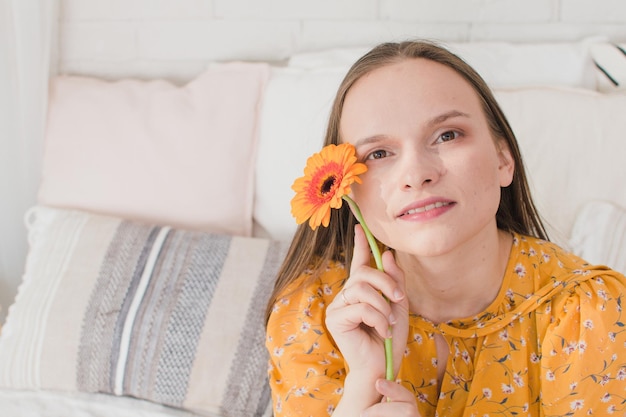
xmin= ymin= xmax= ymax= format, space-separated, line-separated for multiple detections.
xmin=0 ymin=41 xmax=624 ymax=417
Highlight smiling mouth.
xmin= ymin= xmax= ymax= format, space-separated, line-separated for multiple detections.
xmin=402 ymin=201 xmax=452 ymax=216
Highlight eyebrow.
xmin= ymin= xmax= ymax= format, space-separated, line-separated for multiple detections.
xmin=353 ymin=110 xmax=471 ymax=147
xmin=354 ymin=135 xmax=387 ymax=148
xmin=427 ymin=110 xmax=470 ymax=127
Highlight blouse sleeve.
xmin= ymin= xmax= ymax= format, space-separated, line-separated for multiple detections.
xmin=540 ymin=271 xmax=626 ymax=415
xmin=265 ymin=265 xmax=348 ymax=417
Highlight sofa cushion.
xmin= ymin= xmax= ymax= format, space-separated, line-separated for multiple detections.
xmin=569 ymin=201 xmax=626 ymax=274
xmin=0 ymin=206 xmax=285 ymax=417
xmin=590 ymin=42 xmax=626 ymax=92
xmin=38 ymin=63 xmax=269 ymax=237
xmin=254 ymin=66 xmax=342 ymax=240
xmin=494 ymin=87 xmax=626 ymax=247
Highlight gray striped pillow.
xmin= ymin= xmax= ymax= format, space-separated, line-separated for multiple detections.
xmin=0 ymin=206 xmax=288 ymax=417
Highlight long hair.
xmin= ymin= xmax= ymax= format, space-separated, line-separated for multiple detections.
xmin=265 ymin=40 xmax=548 ymax=323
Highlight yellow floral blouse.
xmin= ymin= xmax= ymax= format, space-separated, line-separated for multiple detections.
xmin=266 ymin=234 xmax=626 ymax=416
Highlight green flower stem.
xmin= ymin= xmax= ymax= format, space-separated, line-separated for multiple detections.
xmin=342 ymin=195 xmax=394 ymax=381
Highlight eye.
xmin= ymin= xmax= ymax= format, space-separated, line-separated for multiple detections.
xmin=437 ymin=130 xmax=460 ymax=143
xmin=366 ymin=149 xmax=389 ymax=160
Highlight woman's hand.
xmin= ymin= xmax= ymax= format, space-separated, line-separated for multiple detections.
xmin=362 ymin=379 xmax=421 ymax=417
xmin=325 ymin=224 xmax=409 ymax=398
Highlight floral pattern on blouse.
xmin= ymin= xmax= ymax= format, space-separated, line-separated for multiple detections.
xmin=266 ymin=234 xmax=626 ymax=416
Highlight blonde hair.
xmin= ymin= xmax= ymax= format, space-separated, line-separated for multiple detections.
xmin=265 ymin=40 xmax=548 ymax=323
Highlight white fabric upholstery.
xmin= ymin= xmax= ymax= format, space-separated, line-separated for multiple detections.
xmin=569 ymin=201 xmax=626 ymax=274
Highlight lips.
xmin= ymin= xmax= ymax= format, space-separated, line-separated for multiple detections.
xmin=403 ymin=201 xmax=451 ymax=216
xmin=398 ymin=199 xmax=455 ymax=218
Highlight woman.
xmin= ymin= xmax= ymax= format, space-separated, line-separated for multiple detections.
xmin=265 ymin=40 xmax=626 ymax=417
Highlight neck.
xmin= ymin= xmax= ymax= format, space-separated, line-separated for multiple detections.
xmin=396 ymin=228 xmax=513 ymax=324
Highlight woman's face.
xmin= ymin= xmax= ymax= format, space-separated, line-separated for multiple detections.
xmin=340 ymin=58 xmax=514 ymax=257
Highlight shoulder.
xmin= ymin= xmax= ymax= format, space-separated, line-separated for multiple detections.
xmin=535 ymin=251 xmax=626 ymax=412
xmin=510 ymin=233 xmax=625 ymax=286
xmin=265 ymin=260 xmax=348 ymax=416
xmin=271 ymin=259 xmax=348 ymax=314
xmin=267 ymin=259 xmax=348 ymax=338
xmin=512 ymin=233 xmax=626 ymax=331
xmin=508 ymin=233 xmax=626 ymax=318
xmin=511 ymin=234 xmax=589 ymax=270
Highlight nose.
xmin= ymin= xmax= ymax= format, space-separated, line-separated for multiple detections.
xmin=398 ymin=148 xmax=442 ymax=190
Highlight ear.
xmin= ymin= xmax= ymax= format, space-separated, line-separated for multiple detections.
xmin=497 ymin=140 xmax=515 ymax=187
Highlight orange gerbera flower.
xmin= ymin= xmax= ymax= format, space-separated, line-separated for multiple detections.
xmin=291 ymin=143 xmax=367 ymax=230
xmin=291 ymin=143 xmax=395 ymax=382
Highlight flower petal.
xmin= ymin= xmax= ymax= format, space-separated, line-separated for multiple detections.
xmin=290 ymin=143 xmax=367 ymax=230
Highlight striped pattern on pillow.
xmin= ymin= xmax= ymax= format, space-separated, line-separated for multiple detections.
xmin=0 ymin=206 xmax=287 ymax=417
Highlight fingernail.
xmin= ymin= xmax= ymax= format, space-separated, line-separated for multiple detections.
xmin=394 ymin=289 xmax=404 ymax=300
xmin=389 ymin=313 xmax=396 ymax=325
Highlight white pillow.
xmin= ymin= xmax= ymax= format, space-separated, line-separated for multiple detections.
xmin=38 ymin=63 xmax=269 ymax=237
xmin=590 ymin=42 xmax=626 ymax=93
xmin=254 ymin=66 xmax=346 ymax=240
xmin=569 ymin=201 xmax=626 ymax=275
xmin=288 ymin=40 xmax=599 ymax=89
xmin=494 ymin=87 xmax=626 ymax=247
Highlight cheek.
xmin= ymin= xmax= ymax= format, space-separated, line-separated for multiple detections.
xmin=465 ymin=146 xmax=504 ymax=189
xmin=475 ymin=158 xmax=506 ymax=214
xmin=457 ymin=150 xmax=503 ymax=211
xmin=350 ymin=176 xmax=389 ymax=227
xmin=351 ymin=175 xmax=384 ymax=213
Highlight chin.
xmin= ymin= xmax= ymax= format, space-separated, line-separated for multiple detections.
xmin=391 ymin=235 xmax=452 ymax=257
xmin=375 ymin=223 xmax=473 ymax=255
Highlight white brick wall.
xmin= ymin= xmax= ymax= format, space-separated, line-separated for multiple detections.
xmin=380 ymin=0 xmax=556 ymax=22
xmin=58 ymin=0 xmax=626 ymax=81
xmin=214 ymin=0 xmax=378 ymax=20
xmin=562 ymin=0 xmax=626 ymax=22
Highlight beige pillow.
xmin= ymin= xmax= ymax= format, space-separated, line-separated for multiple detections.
xmin=39 ymin=63 xmax=269 ymax=236
xmin=0 ymin=206 xmax=286 ymax=416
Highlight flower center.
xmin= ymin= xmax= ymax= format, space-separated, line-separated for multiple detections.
xmin=320 ymin=175 xmax=337 ymax=195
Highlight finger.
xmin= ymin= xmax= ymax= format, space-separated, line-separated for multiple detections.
xmin=336 ymin=303 xmax=392 ymax=339
xmin=360 ymin=379 xmax=419 ymax=417
xmin=328 ymin=284 xmax=392 ymax=332
xmin=350 ymin=223 xmax=371 ymax=270
xmin=350 ymin=226 xmax=405 ymax=305
xmin=340 ymin=281 xmax=395 ymax=322
xmin=381 ymin=250 xmax=406 ymax=303
xmin=328 ymin=300 xmax=393 ymax=340
xmin=379 ymin=251 xmax=410 ymax=372
xmin=375 ymin=378 xmax=415 ymax=403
